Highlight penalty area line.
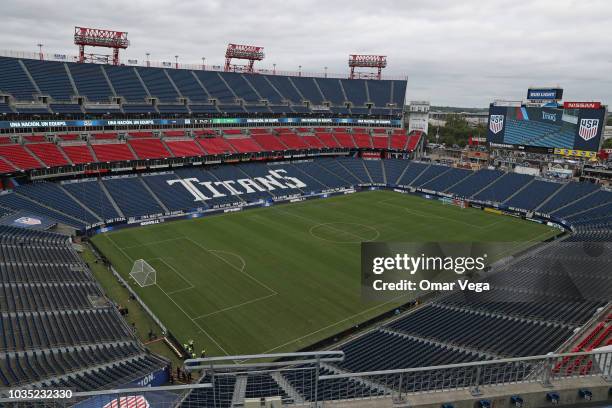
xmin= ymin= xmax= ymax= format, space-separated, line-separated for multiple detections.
xmin=192 ymin=293 xmax=278 ymax=320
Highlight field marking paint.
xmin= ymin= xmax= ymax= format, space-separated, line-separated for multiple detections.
xmin=259 ymin=294 xmax=409 ymax=355
xmin=183 ymin=237 xmax=277 ymax=295
xmin=121 ymin=236 xmax=185 ymax=250
xmin=274 ymin=207 xmax=380 ymax=244
xmin=103 ymin=235 xmax=230 ymax=355
xmin=309 ymin=222 xmax=380 ymax=244
xmin=105 ymin=234 xmax=133 ymax=262
xmin=154 ymin=278 xmax=230 ymax=356
xmin=148 ymin=257 xmax=195 ymax=293
xmin=208 ymin=250 xmax=246 ymax=272
xmin=192 ymin=293 xmax=278 ymax=320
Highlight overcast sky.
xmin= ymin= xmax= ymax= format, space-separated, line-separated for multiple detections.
xmin=2 ymin=0 xmax=611 ymax=107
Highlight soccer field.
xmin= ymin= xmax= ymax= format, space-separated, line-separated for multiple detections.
xmin=91 ymin=190 xmax=559 ymax=357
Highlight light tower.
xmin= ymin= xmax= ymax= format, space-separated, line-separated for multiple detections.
xmin=348 ymin=54 xmax=387 ymax=80
xmin=224 ymin=43 xmax=264 ymax=73
xmin=74 ymin=26 xmax=129 ymax=65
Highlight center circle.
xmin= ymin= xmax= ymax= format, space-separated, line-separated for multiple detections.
xmin=309 ymin=222 xmax=380 ymax=243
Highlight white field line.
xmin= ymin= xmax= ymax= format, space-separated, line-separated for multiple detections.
xmin=148 ymin=257 xmax=195 ymax=292
xmin=155 ymin=279 xmax=230 ymax=356
xmin=259 ymin=294 xmax=410 ymax=354
xmin=183 ymin=237 xmax=277 ymax=295
xmin=121 ymin=236 xmax=185 ymax=250
xmin=104 ymin=234 xmax=230 ymax=355
xmin=192 ymin=293 xmax=278 ymax=320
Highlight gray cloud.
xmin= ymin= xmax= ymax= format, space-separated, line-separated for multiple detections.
xmin=1 ymin=0 xmax=610 ymax=106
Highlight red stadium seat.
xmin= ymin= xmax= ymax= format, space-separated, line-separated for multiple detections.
xmin=278 ymin=133 xmax=309 ymax=149
xmin=316 ymin=133 xmax=341 ymax=148
xmin=0 ymin=144 xmax=41 ymax=170
xmin=372 ymin=135 xmax=390 ymax=149
xmin=197 ymin=137 xmax=236 ymax=155
xmin=165 ymin=140 xmax=204 ymax=157
xmin=0 ymin=157 xmax=17 ymax=174
xmin=128 ymin=131 xmax=155 ymax=138
xmin=390 ymin=134 xmax=408 ymax=150
xmin=91 ymin=143 xmax=136 ymax=162
xmin=301 ymin=134 xmax=325 ymax=148
xmin=128 ymin=138 xmax=171 ymax=160
xmin=91 ymin=132 xmax=119 ymax=140
xmin=23 ymin=134 xmax=47 ymax=143
xmin=352 ymin=133 xmax=373 ymax=148
xmin=334 ymin=132 xmax=357 ymax=148
xmin=252 ymin=134 xmax=286 ymax=151
xmin=27 ymin=143 xmax=69 ymax=167
xmin=163 ymin=130 xmax=186 ymax=137
xmin=61 ymin=144 xmax=95 ymax=164
xmin=227 ymin=137 xmax=263 ymax=153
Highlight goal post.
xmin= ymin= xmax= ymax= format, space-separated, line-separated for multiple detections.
xmin=130 ymin=259 xmax=156 ymax=287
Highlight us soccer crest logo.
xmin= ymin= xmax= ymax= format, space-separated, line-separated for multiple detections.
xmin=14 ymin=217 xmax=42 ymax=226
xmin=578 ymin=118 xmax=599 ymax=141
xmin=489 ymin=115 xmax=504 ymax=134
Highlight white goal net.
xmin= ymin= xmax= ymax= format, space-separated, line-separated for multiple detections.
xmin=130 ymin=259 xmax=156 ymax=287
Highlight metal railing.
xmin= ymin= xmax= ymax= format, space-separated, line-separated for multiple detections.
xmin=2 ymin=349 xmax=610 ymax=407
xmin=0 ymin=49 xmax=408 ymax=81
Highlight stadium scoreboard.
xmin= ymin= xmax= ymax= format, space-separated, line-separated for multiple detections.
xmin=487 ymin=98 xmax=607 ymax=153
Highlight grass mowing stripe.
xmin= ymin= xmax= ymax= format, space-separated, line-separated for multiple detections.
xmin=91 ymin=190 xmax=559 ymax=356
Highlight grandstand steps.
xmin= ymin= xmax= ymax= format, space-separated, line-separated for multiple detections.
xmin=62 ymin=63 xmax=80 ymax=96
xmin=56 ymin=145 xmax=74 ymax=166
xmin=241 ymin=74 xmax=264 ymax=101
xmin=125 ymin=141 xmax=139 ymax=160
xmin=554 ymin=195 xmax=609 ymax=219
xmin=270 ymin=371 xmax=305 ymax=404
xmin=163 ymin=69 xmax=184 ymax=99
xmin=548 ymin=187 xmax=601 ymax=216
xmin=286 ymin=77 xmax=306 ymax=102
xmin=320 ymin=362 xmax=393 ymax=396
xmin=22 ymin=145 xmax=46 ymax=168
xmin=392 ymin=161 xmax=414 ymax=186
xmin=364 ymin=81 xmax=371 ymax=105
xmin=311 ymin=78 xmax=327 ymax=102
xmin=58 ymin=184 xmax=103 ymax=223
xmin=190 ymin=71 xmax=212 ymax=99
xmin=13 ymin=192 xmax=89 ymax=225
xmin=502 ymin=178 xmax=536 ymax=205
xmin=338 ymin=80 xmax=350 ymax=104
xmin=407 ymin=163 xmax=430 ymax=187
xmin=336 ymin=160 xmax=367 ymax=185
xmin=17 ymin=59 xmax=42 ymax=95
xmin=360 ymin=160 xmax=375 ymax=184
xmin=379 ymin=327 xmax=499 ymax=359
xmin=231 ymin=375 xmax=247 ymax=407
xmin=313 ymin=160 xmax=354 ymax=186
xmin=2 ymin=339 xmax=135 ymax=361
xmin=431 ymin=302 xmax=576 ymax=330
xmin=469 ymin=171 xmax=505 ymax=199
xmin=99 ymin=66 xmax=118 ymax=97
xmin=160 ymin=139 xmax=176 ymax=158
xmin=0 ymin=156 xmax=19 ymax=172
xmin=133 ymin=68 xmax=152 ymax=97
xmin=381 ymin=160 xmax=388 ymax=185
xmin=290 ymin=164 xmax=331 ymax=189
xmin=262 ymin=76 xmax=286 ymax=103
xmin=413 ymin=166 xmax=452 ymax=188
xmin=443 ymin=172 xmax=474 ymax=193
xmin=85 ymin=144 xmax=99 ymax=163
xmin=215 ymin=72 xmax=239 ymax=100
xmin=534 ymin=182 xmax=569 ymax=213
xmin=98 ymin=179 xmax=125 ymax=219
xmin=23 ymin=347 xmax=153 ymax=389
xmin=138 ymin=176 xmax=170 ymax=213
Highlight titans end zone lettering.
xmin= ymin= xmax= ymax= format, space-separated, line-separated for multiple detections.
xmin=166 ymin=169 xmax=307 ymax=201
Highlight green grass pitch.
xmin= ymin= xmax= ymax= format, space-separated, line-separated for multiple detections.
xmin=90 ymin=190 xmax=559 ymax=357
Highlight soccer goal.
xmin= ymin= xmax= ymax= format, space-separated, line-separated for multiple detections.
xmin=130 ymin=259 xmax=156 ymax=287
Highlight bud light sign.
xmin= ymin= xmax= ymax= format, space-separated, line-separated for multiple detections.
xmin=527 ymin=88 xmax=563 ymax=100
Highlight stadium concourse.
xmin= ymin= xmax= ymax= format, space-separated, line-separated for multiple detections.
xmin=0 ymin=55 xmax=610 ymax=407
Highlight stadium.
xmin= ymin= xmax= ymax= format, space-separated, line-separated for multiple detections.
xmin=0 ymin=14 xmax=611 ymax=408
